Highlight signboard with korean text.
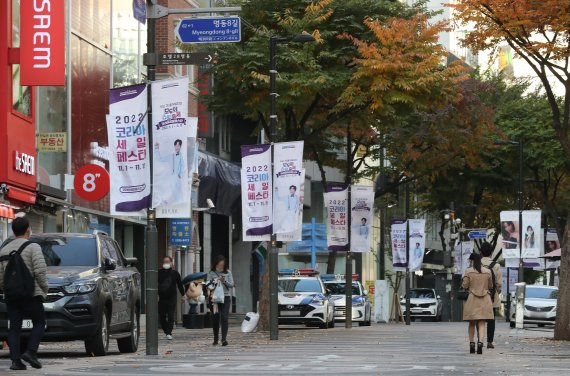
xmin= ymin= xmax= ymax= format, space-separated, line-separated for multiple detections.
xmin=408 ymin=219 xmax=426 ymax=271
xmin=500 ymin=211 xmax=520 ymax=259
xmin=20 ymin=0 xmax=65 ymax=86
xmin=350 ymin=186 xmax=374 ymax=252
xmin=107 ymin=84 xmax=150 ymax=216
xmin=276 ymin=169 xmax=305 ymax=242
xmin=37 ymin=132 xmax=66 ymax=152
xmin=324 ymin=183 xmax=348 ymax=251
xmin=273 ymin=141 xmax=304 ymax=235
xmin=521 ymin=210 xmax=541 ymax=259
xmin=169 ymin=219 xmax=192 ymax=246
xmin=241 ymin=144 xmax=272 ymax=241
xmin=151 ymin=77 xmax=191 ymax=218
xmin=391 ymin=220 xmax=407 ymax=271
xmin=176 ymin=17 xmax=241 ymax=44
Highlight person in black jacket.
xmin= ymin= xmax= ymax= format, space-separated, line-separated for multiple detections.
xmin=158 ymin=256 xmax=185 ymax=340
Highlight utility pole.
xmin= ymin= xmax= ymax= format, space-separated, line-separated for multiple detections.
xmin=518 ymin=138 xmax=524 ymax=283
xmin=405 ymin=182 xmax=411 ymax=325
xmin=345 ymin=125 xmax=353 ymax=328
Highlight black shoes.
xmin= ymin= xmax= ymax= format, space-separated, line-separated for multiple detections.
xmin=10 ymin=360 xmax=26 ymax=371
xmin=487 ymin=342 xmax=495 ymax=349
xmin=469 ymin=342 xmax=476 ymax=354
xmin=477 ymin=342 xmax=483 ymax=355
xmin=221 ymin=340 xmax=228 ymax=347
xmin=213 ymin=339 xmax=219 ymax=346
xmin=21 ymin=351 xmax=42 ymax=369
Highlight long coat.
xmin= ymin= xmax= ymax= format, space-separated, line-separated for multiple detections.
xmin=481 ymin=257 xmax=503 ymax=308
xmin=462 ymin=267 xmax=494 ymax=321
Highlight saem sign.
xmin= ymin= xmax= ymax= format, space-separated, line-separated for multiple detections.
xmin=20 ymin=0 xmax=65 ymax=86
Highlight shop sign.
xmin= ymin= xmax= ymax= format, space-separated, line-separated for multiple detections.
xmin=14 ymin=151 xmax=35 ymax=176
xmin=20 ymin=0 xmax=65 ymax=86
xmin=169 ymin=219 xmax=192 ymax=246
xmin=37 ymin=132 xmax=66 ymax=152
xmin=73 ymin=164 xmax=110 ymax=201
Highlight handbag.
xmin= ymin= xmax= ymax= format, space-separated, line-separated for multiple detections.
xmin=212 ymin=281 xmax=225 ymax=303
xmin=457 ymin=288 xmax=469 ymax=301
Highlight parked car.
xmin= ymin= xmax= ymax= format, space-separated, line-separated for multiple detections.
xmin=322 ymin=274 xmax=372 ymax=326
xmin=509 ymin=285 xmax=558 ymax=328
xmin=278 ymin=269 xmax=335 ymax=329
xmin=400 ymin=288 xmax=443 ymax=321
xmin=0 ymin=233 xmax=141 ymax=356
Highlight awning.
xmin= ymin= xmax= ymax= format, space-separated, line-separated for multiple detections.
xmin=197 ymin=152 xmax=241 ymax=216
xmin=0 ymin=204 xmax=15 ymax=219
xmin=6 ymin=185 xmax=36 ymax=204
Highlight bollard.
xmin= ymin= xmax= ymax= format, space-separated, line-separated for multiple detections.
xmin=514 ymin=282 xmax=526 ymax=329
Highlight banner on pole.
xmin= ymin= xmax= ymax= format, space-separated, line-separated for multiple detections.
xmin=390 ymin=220 xmax=407 ymax=271
xmin=151 ymin=77 xmax=191 ymax=217
xmin=241 ymin=144 xmax=272 ymax=241
xmin=521 ymin=210 xmax=541 ymax=258
xmin=276 ymin=169 xmax=305 ymax=242
xmin=500 ymin=210 xmax=520 ymax=259
xmin=325 ymin=183 xmax=348 ymax=251
xmin=545 ymin=228 xmax=561 ymax=270
xmin=273 ymin=141 xmax=304 ymax=234
xmin=107 ymin=84 xmax=150 ymax=216
xmin=408 ymin=219 xmax=426 ymax=271
xmin=454 ymin=241 xmax=474 ymax=275
xmin=350 ymin=186 xmax=374 ymax=252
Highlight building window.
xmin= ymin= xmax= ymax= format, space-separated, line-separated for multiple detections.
xmin=12 ymin=65 xmax=31 ymax=117
xmin=220 ymin=120 xmax=231 ymax=153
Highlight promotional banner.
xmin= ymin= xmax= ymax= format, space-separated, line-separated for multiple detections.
xmin=500 ymin=211 xmax=520 ymax=258
xmin=374 ymin=280 xmax=390 ymax=323
xmin=454 ymin=241 xmax=474 ymax=275
xmin=107 ymin=84 xmax=150 ymax=216
xmin=325 ymin=183 xmax=348 ymax=251
xmin=276 ymin=169 xmax=305 ymax=242
xmin=273 ymin=141 xmax=304 ymax=234
xmin=545 ymin=228 xmax=561 ymax=270
xmin=391 ymin=220 xmax=407 ymax=270
xmin=151 ymin=77 xmax=191 ymax=218
xmin=408 ymin=219 xmax=426 ymax=271
xmin=169 ymin=219 xmax=192 ymax=246
xmin=350 ymin=186 xmax=374 ymax=252
xmin=241 ymin=145 xmax=272 ymax=241
xmin=521 ymin=210 xmax=541 ymax=258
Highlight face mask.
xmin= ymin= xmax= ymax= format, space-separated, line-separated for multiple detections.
xmin=216 ymin=268 xmax=223 ymax=273
xmin=163 ymin=263 xmax=171 ymax=270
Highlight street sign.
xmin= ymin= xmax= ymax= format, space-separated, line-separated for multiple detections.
xmin=74 ymin=164 xmax=110 ymax=201
xmin=169 ymin=219 xmax=192 ymax=246
xmin=176 ymin=17 xmax=241 ymax=44
xmin=158 ymin=52 xmax=214 ymax=65
xmin=468 ymin=230 xmax=487 ymax=239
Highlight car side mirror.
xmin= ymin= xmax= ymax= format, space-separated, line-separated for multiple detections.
xmin=326 ymin=288 xmax=332 ymax=296
xmin=104 ymin=258 xmax=117 ymax=271
xmin=125 ymin=257 xmax=138 ymax=266
xmin=437 ymin=295 xmax=441 ymax=299
xmin=363 ymin=291 xmax=368 ymax=296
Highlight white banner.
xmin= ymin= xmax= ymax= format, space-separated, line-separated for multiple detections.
xmin=374 ymin=280 xmax=390 ymax=323
xmin=107 ymin=83 xmax=150 ymax=216
xmin=454 ymin=241 xmax=474 ymax=275
xmin=521 ymin=210 xmax=541 ymax=258
xmin=325 ymin=183 xmax=348 ymax=251
xmin=273 ymin=141 xmax=304 ymax=234
xmin=545 ymin=228 xmax=561 ymax=270
xmin=241 ymin=144 xmax=272 ymax=241
xmin=350 ymin=185 xmax=374 ymax=252
xmin=151 ymin=77 xmax=191 ymax=217
xmin=276 ymin=169 xmax=305 ymax=242
xmin=408 ymin=219 xmax=426 ymax=271
xmin=500 ymin=210 xmax=520 ymax=258
xmin=391 ymin=220 xmax=407 ymax=271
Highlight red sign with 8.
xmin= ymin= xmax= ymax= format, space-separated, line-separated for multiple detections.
xmin=74 ymin=164 xmax=110 ymax=201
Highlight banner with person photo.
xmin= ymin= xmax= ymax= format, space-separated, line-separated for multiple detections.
xmin=241 ymin=144 xmax=272 ymax=241
xmin=408 ymin=219 xmax=426 ymax=271
xmin=276 ymin=169 xmax=305 ymax=242
xmin=107 ymin=83 xmax=150 ymax=216
xmin=350 ymin=185 xmax=374 ymax=252
xmin=500 ymin=210 xmax=520 ymax=258
xmin=545 ymin=228 xmax=561 ymax=270
xmin=325 ymin=183 xmax=349 ymax=251
xmin=273 ymin=141 xmax=304 ymax=234
xmin=151 ymin=77 xmax=191 ymax=217
xmin=521 ymin=210 xmax=541 ymax=258
xmin=454 ymin=241 xmax=474 ymax=275
xmin=391 ymin=220 xmax=407 ymax=271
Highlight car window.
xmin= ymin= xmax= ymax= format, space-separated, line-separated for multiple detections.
xmin=102 ymin=239 xmax=122 ymax=267
xmin=278 ymin=279 xmax=323 ymax=293
xmin=408 ymin=290 xmax=435 ymax=299
xmin=325 ymin=282 xmax=360 ymax=295
xmin=30 ymin=236 xmax=98 ymax=267
xmin=526 ymin=287 xmax=558 ymax=299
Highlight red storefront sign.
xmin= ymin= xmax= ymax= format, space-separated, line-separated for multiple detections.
xmin=73 ymin=164 xmax=110 ymax=201
xmin=20 ymin=0 xmax=65 ymax=86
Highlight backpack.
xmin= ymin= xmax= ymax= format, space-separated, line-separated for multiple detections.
xmin=484 ymin=261 xmax=497 ymax=302
xmin=0 ymin=241 xmax=35 ymax=301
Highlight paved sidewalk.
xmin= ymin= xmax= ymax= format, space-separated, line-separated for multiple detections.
xmin=1 ymin=321 xmax=569 ymax=375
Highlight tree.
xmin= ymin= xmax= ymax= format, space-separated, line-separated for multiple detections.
xmin=451 ymin=0 xmax=570 ymax=339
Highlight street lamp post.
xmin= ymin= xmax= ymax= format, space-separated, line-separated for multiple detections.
xmin=268 ymin=34 xmax=315 ymax=340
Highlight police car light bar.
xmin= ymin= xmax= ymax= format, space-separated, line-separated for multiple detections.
xmin=278 ymin=268 xmax=319 ymax=276
xmin=321 ymin=274 xmax=360 ymax=281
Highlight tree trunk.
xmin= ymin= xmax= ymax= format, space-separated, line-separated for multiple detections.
xmin=554 ymin=211 xmax=570 ymax=340
xmin=258 ymin=266 xmax=270 ymax=331
xmin=326 ymin=251 xmax=337 ymax=274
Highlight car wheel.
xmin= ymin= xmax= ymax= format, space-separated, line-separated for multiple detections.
xmin=358 ymin=320 xmax=366 ymax=327
xmin=366 ymin=311 xmax=372 ymax=326
xmin=85 ymin=310 xmax=110 ymax=356
xmin=329 ymin=317 xmax=335 ymax=328
xmin=118 ymin=308 xmax=140 ymax=353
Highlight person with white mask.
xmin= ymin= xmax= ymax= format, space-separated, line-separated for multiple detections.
xmin=158 ymin=256 xmax=185 ymax=340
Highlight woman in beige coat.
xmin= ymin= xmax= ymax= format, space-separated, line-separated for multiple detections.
xmin=462 ymin=253 xmax=494 ymax=354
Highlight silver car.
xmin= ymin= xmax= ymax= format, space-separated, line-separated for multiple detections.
xmin=510 ymin=285 xmax=558 ymax=327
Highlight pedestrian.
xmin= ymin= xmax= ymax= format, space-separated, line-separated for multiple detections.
xmin=480 ymin=243 xmax=502 ymax=349
xmin=0 ymin=217 xmax=48 ymax=370
xmin=158 ymin=256 xmax=185 ymax=340
xmin=207 ymin=255 xmax=234 ymax=346
xmin=462 ymin=253 xmax=494 ymax=354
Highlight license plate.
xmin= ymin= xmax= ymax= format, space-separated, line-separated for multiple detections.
xmin=281 ymin=310 xmax=300 ymax=317
xmin=8 ymin=320 xmax=44 ymax=330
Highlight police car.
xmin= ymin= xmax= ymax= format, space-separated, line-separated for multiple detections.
xmin=323 ymin=274 xmax=372 ymax=326
xmin=278 ymin=269 xmax=335 ymax=329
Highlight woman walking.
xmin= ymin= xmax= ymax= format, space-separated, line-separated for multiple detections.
xmin=207 ymin=255 xmax=234 ymax=346
xmin=462 ymin=253 xmax=494 ymax=354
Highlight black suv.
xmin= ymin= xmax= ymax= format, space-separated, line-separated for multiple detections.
xmin=0 ymin=233 xmax=141 ymax=356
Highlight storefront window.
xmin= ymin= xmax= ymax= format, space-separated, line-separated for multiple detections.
xmin=12 ymin=0 xmax=20 ymax=46
xmin=12 ymin=1 xmax=31 ymax=117
xmin=112 ymin=2 xmax=144 ymax=88
xmin=66 ymin=210 xmax=111 ymax=235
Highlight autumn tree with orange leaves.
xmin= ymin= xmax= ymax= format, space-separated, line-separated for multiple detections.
xmin=450 ymin=0 xmax=570 ymax=340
